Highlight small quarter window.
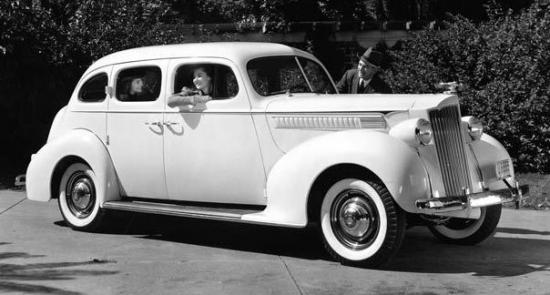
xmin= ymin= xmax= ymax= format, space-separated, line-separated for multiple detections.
xmin=116 ymin=66 xmax=161 ymax=102
xmin=174 ymin=63 xmax=238 ymax=100
xmin=78 ymin=73 xmax=107 ymax=102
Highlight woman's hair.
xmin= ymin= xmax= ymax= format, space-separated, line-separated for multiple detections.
xmin=193 ymin=65 xmax=213 ymax=79
xmin=193 ymin=65 xmax=214 ymax=96
xmin=118 ymin=76 xmax=134 ymax=100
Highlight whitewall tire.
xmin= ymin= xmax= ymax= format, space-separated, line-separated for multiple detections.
xmin=429 ymin=205 xmax=502 ymax=245
xmin=58 ymin=163 xmax=106 ymax=231
xmin=319 ymin=178 xmax=406 ymax=267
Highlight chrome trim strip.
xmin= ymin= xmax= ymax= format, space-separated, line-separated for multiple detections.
xmin=102 ymin=200 xmax=307 ymax=228
xmin=103 ymin=201 xmax=250 ymax=221
xmin=467 ymin=144 xmax=484 ymax=188
xmin=272 ymin=113 xmax=386 ymax=130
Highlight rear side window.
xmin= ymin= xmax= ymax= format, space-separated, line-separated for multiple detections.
xmin=78 ymin=73 xmax=107 ymax=102
xmin=116 ymin=66 xmax=161 ymax=102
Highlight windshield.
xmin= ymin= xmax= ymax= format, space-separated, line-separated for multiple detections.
xmin=247 ymin=56 xmax=336 ymax=96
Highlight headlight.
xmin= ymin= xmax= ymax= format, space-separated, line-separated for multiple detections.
xmin=389 ymin=118 xmax=433 ymax=146
xmin=462 ymin=116 xmax=483 ymax=141
xmin=415 ymin=119 xmax=433 ymax=145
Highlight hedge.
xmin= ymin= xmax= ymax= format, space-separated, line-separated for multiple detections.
xmin=1 ymin=1 xmax=548 ymax=185
xmin=385 ymin=1 xmax=550 ymax=173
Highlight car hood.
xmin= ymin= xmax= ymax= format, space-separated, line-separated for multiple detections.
xmin=264 ymin=93 xmax=458 ymax=113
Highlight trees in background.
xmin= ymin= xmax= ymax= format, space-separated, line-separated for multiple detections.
xmin=386 ymin=1 xmax=550 ymax=172
xmin=0 ymin=0 xmax=545 ymax=183
xmin=169 ymin=0 xmax=532 ymax=24
xmin=0 ymin=0 xmax=179 ymax=181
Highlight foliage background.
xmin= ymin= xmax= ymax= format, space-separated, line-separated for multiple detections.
xmin=0 ymin=0 xmax=545 ymax=186
xmin=385 ymin=2 xmax=550 ymax=172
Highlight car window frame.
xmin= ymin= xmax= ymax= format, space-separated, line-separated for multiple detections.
xmin=166 ymin=57 xmax=251 ymax=112
xmin=246 ymin=55 xmax=337 ymax=97
xmin=114 ymin=65 xmax=163 ymax=103
xmin=171 ymin=62 xmax=241 ymax=101
xmin=78 ymin=72 xmax=109 ymax=103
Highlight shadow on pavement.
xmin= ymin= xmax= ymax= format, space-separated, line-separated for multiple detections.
xmin=134 ymin=214 xmax=328 ymax=260
xmin=497 ymin=227 xmax=550 ymax=235
xmin=74 ymin=212 xmax=550 ymax=277
xmin=387 ymin=231 xmax=550 ymax=277
xmin=0 ymin=243 xmax=118 ymax=295
xmin=57 ymin=213 xmax=329 ymax=260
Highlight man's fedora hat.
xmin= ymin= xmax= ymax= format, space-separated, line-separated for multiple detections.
xmin=359 ymin=47 xmax=384 ymax=67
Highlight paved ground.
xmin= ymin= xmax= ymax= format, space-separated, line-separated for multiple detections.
xmin=0 ymin=190 xmax=549 ymax=295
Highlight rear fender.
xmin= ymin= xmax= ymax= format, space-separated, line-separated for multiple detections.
xmin=26 ymin=129 xmax=120 ymax=204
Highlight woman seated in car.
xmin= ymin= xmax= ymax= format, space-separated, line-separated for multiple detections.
xmin=118 ymin=76 xmax=150 ymax=101
xmin=168 ymin=66 xmax=213 ymax=107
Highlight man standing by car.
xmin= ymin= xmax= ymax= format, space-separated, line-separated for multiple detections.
xmin=336 ymin=47 xmax=391 ymax=94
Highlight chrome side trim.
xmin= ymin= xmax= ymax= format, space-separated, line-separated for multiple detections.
xmin=103 ymin=200 xmax=263 ymax=222
xmin=272 ymin=113 xmax=386 ymax=130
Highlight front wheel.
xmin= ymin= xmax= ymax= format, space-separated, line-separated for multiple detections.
xmin=58 ymin=163 xmax=106 ymax=231
xmin=319 ymin=178 xmax=406 ymax=267
xmin=428 ymin=204 xmax=502 ymax=245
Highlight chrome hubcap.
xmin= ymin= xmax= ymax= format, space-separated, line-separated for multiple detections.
xmin=331 ymin=189 xmax=379 ymax=249
xmin=66 ymin=172 xmax=95 ymax=219
xmin=71 ymin=181 xmax=92 ymax=210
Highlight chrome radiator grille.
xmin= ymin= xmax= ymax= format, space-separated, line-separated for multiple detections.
xmin=429 ymin=105 xmax=472 ymax=197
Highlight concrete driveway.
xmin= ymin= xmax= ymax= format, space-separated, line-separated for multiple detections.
xmin=0 ymin=190 xmax=549 ymax=294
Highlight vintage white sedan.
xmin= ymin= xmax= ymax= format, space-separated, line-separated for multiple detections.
xmin=26 ymin=42 xmax=527 ymax=267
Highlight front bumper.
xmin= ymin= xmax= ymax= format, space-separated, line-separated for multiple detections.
xmin=416 ymin=181 xmax=529 ymax=212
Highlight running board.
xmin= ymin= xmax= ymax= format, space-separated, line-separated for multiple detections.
xmin=102 ymin=200 xmax=265 ymax=223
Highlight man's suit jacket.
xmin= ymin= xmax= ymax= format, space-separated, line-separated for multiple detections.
xmin=336 ymin=69 xmax=392 ymax=94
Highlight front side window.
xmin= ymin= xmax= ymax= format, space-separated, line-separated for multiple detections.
xmin=78 ymin=73 xmax=107 ymax=102
xmin=116 ymin=66 xmax=161 ymax=102
xmin=298 ymin=57 xmax=334 ymax=94
xmin=247 ymin=56 xmax=336 ymax=96
xmin=174 ymin=63 xmax=239 ymax=99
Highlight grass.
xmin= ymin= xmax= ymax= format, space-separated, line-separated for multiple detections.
xmin=513 ymin=173 xmax=550 ymax=210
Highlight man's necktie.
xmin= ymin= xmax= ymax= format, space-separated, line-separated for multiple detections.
xmin=359 ymin=80 xmax=366 ymax=93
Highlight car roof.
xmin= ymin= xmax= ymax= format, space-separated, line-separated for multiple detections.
xmin=87 ymin=42 xmax=309 ymax=73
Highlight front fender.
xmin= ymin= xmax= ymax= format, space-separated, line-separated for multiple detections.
xmin=242 ymin=130 xmax=430 ymax=227
xmin=470 ymin=133 xmax=515 ymax=191
xmin=26 ymin=129 xmax=120 ymax=203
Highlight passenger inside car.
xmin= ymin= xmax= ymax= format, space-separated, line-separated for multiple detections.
xmin=116 ymin=66 xmax=161 ymax=102
xmin=128 ymin=77 xmax=144 ymax=96
xmin=168 ymin=66 xmax=213 ymax=107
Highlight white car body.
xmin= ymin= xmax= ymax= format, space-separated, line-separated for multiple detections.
xmin=25 ymin=42 xmax=526 ymax=266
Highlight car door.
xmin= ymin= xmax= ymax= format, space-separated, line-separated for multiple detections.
xmin=106 ymin=60 xmax=168 ymax=199
xmin=164 ymin=58 xmax=266 ymax=205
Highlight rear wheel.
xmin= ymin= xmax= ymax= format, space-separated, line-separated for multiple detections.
xmin=428 ymin=205 xmax=502 ymax=245
xmin=319 ymin=178 xmax=406 ymax=267
xmin=58 ymin=163 xmax=106 ymax=231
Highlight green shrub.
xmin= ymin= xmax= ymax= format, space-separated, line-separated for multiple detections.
xmin=386 ymin=1 xmax=550 ymax=173
xmin=0 ymin=1 xmax=179 ymax=182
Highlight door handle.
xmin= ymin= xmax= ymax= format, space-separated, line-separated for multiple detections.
xmin=145 ymin=121 xmax=162 ymax=126
xmin=163 ymin=121 xmax=179 ymax=126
